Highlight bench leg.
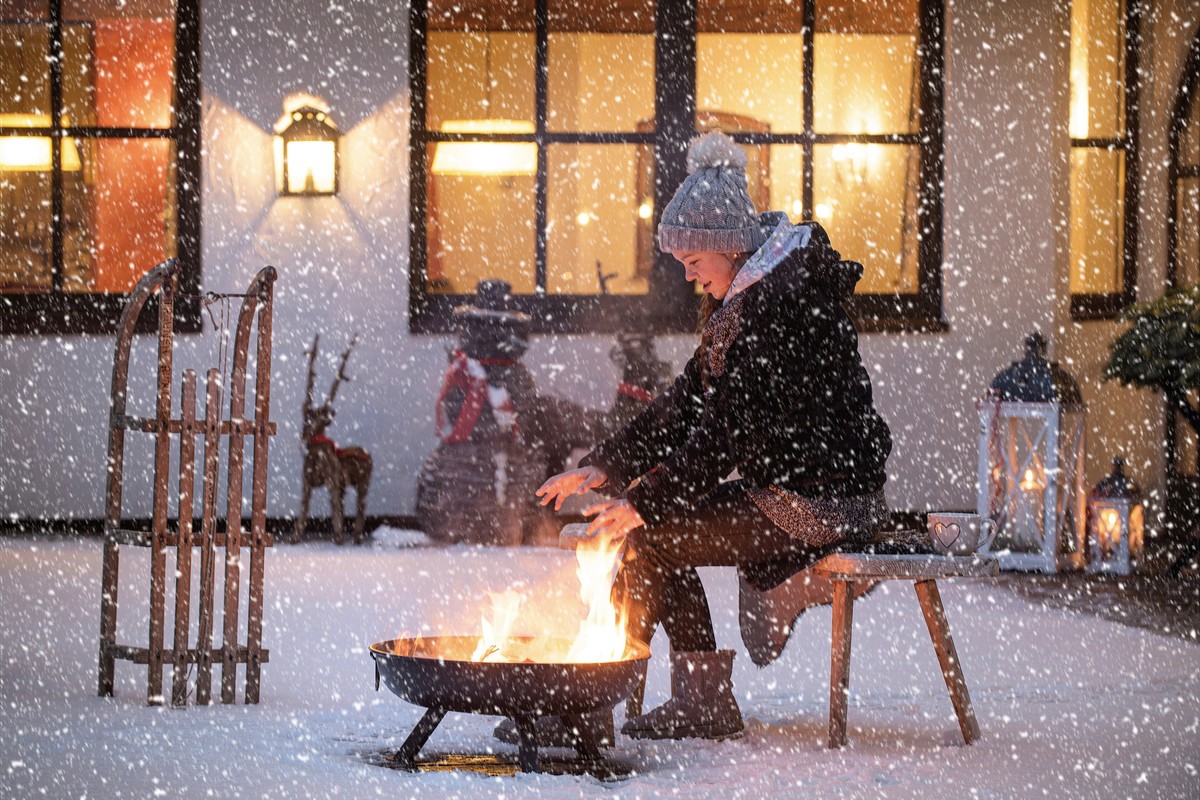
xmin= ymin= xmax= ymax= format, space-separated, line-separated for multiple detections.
xmin=828 ymin=579 xmax=854 ymax=748
xmin=913 ymin=579 xmax=981 ymax=745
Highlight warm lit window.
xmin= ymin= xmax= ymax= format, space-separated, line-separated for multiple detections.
xmin=1068 ymin=0 xmax=1139 ymax=319
xmin=409 ymin=0 xmax=945 ymax=333
xmin=0 ymin=0 xmax=201 ymax=334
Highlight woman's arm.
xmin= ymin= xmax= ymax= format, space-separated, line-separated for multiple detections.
xmin=579 ymin=348 xmax=707 ymax=490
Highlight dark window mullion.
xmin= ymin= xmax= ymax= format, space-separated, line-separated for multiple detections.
xmin=916 ymin=0 xmax=945 ymax=319
xmin=534 ymin=0 xmax=549 ymax=293
xmin=408 ymin=0 xmax=430 ymax=323
xmin=49 ymin=0 xmax=64 ymax=293
xmin=801 ymin=0 xmax=815 ymax=219
xmin=1120 ymin=0 xmax=1141 ymax=309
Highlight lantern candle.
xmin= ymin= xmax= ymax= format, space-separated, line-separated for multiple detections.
xmin=1013 ymin=467 xmax=1044 ymax=550
xmin=1086 ymin=457 xmax=1143 ymax=575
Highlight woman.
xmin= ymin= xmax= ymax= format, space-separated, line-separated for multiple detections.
xmin=539 ymin=132 xmax=892 ymax=741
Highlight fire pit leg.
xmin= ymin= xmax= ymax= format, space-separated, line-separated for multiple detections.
xmin=514 ymin=715 xmax=542 ymax=773
xmin=389 ymin=707 xmax=447 ymax=770
xmin=561 ymin=713 xmax=603 ymax=760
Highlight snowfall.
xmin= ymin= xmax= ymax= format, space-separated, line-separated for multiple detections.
xmin=2 ymin=527 xmax=1198 ymax=800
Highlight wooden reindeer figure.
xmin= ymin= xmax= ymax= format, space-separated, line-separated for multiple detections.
xmin=292 ymin=334 xmax=373 ymax=545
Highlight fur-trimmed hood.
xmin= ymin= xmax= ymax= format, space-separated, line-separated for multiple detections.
xmin=726 ymin=213 xmax=863 ymax=305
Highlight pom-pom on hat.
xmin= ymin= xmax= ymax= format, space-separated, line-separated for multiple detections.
xmin=657 ymin=131 xmax=765 ymax=254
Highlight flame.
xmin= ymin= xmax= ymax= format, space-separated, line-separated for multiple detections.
xmin=471 ymin=589 xmax=525 ymax=662
xmin=565 ymin=532 xmax=628 ymax=662
xmin=470 ymin=531 xmax=630 ymax=664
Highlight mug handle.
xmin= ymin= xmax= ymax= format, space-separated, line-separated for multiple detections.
xmin=978 ymin=518 xmax=998 ymax=552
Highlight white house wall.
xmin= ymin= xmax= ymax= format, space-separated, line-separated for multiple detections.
xmin=0 ymin=0 xmax=1193 ymax=531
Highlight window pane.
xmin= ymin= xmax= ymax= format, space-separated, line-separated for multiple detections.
xmin=813 ymin=142 xmax=921 ymax=294
xmin=0 ymin=160 xmax=51 ymax=292
xmin=814 ymin=0 xmax=920 ymax=135
xmin=547 ymin=143 xmax=647 ymax=295
xmin=62 ymin=2 xmax=176 ymax=129
xmin=548 ymin=0 xmax=653 ymax=133
xmin=0 ymin=22 xmax=50 ymax=117
xmin=1069 ymin=147 xmax=1125 ymax=295
xmin=1069 ymin=0 xmax=1125 ymax=140
xmin=1178 ymin=177 xmax=1200 ymax=288
xmin=65 ymin=137 xmax=175 ymax=293
xmin=698 ymin=0 xmax=805 ymax=135
xmin=426 ymin=30 xmax=535 ymax=132
xmin=760 ymin=143 xmax=806 ymax=222
xmin=425 ymin=142 xmax=536 ymax=296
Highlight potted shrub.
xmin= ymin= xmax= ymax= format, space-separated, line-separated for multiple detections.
xmin=1104 ymin=284 xmax=1200 ymax=572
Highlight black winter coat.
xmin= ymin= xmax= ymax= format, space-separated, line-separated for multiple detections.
xmin=582 ymin=221 xmax=891 ymax=525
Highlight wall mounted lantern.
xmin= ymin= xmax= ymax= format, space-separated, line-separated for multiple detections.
xmin=1086 ymin=457 xmax=1144 ymax=575
xmin=274 ymin=105 xmax=339 ymax=196
xmin=977 ymin=333 xmax=1088 ymax=573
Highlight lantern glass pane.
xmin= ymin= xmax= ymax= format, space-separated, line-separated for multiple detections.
xmin=285 ymin=140 xmax=336 ymax=194
xmin=1129 ymin=503 xmax=1144 ymax=559
xmin=983 ymin=403 xmax=1087 ymax=565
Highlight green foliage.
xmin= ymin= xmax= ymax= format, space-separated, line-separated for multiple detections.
xmin=1104 ymin=285 xmax=1200 ymax=434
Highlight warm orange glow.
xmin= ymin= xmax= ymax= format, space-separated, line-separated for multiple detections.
xmin=565 ymin=533 xmax=628 ymax=663
xmin=471 ymin=532 xmax=629 ymax=664
xmin=431 ymin=119 xmax=537 ymax=176
xmin=0 ymin=115 xmax=82 ymax=172
xmin=1019 ymin=467 xmax=1043 ymax=492
xmin=471 ymin=589 xmax=525 ymax=662
xmin=1096 ymin=506 xmax=1122 ymax=558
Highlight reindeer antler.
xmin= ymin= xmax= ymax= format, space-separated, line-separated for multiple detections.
xmin=327 ymin=332 xmax=360 ymax=407
xmin=303 ymin=333 xmax=320 ymax=414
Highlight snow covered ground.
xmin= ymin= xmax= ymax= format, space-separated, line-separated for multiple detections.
xmin=2 ymin=533 xmax=1198 ymax=800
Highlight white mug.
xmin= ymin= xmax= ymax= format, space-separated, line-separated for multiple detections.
xmin=927 ymin=512 xmax=997 ymax=556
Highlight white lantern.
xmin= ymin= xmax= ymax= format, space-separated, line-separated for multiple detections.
xmin=1086 ymin=457 xmax=1144 ymax=575
xmin=977 ymin=334 xmax=1088 ymax=572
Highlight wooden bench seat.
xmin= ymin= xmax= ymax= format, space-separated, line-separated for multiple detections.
xmin=812 ymin=551 xmax=999 ymax=748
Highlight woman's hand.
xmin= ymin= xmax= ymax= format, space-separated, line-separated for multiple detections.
xmin=536 ymin=466 xmax=608 ymax=512
xmin=582 ymin=498 xmax=645 ymax=544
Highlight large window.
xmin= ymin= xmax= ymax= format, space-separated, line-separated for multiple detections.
xmin=409 ymin=0 xmax=945 ymax=333
xmin=0 ymin=0 xmax=200 ymax=334
xmin=1068 ymin=0 xmax=1140 ymax=319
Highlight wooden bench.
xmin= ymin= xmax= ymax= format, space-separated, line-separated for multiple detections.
xmin=812 ymin=552 xmax=999 ymax=749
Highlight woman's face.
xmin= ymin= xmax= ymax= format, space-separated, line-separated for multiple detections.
xmin=671 ymin=250 xmax=739 ymax=299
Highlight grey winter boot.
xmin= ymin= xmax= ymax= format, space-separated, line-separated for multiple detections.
xmin=621 ymin=649 xmax=743 ymax=740
xmin=492 ymin=709 xmax=615 ymax=749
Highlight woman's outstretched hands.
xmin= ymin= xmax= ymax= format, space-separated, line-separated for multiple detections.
xmin=536 ymin=466 xmax=608 ymax=512
xmin=582 ymin=498 xmax=645 ymax=543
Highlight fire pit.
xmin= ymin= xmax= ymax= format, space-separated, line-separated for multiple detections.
xmin=370 ymin=635 xmax=650 ymax=773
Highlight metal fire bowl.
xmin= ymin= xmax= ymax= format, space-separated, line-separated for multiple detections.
xmin=370 ymin=636 xmax=650 ymax=718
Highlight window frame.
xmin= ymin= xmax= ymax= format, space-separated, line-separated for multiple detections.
xmin=1069 ymin=0 xmax=1141 ymax=321
xmin=0 ymin=0 xmax=202 ymax=335
xmin=408 ymin=0 xmax=946 ymax=335
xmin=1165 ymin=24 xmax=1200 ymax=479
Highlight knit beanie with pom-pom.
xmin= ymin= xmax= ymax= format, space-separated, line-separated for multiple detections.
xmin=657 ymin=131 xmax=765 ymax=254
